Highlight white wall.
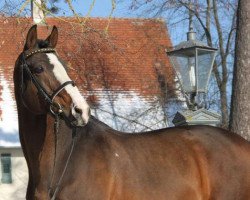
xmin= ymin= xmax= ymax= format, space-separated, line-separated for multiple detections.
xmin=0 ymin=148 xmax=28 ymax=200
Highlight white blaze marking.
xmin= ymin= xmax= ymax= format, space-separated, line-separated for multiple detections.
xmin=46 ymin=53 xmax=90 ymax=124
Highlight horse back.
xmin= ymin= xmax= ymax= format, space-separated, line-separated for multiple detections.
xmin=111 ymin=125 xmax=250 ymax=200
xmin=61 ymin=123 xmax=250 ymax=200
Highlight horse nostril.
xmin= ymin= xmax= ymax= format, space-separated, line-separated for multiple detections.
xmin=74 ymin=107 xmax=83 ymax=115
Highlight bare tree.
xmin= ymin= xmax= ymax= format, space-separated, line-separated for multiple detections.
xmin=229 ymin=0 xmax=250 ymax=140
xmin=125 ymin=0 xmax=237 ymax=128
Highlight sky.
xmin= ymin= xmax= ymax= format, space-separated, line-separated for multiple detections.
xmin=0 ymin=0 xmax=138 ymax=18
xmin=52 ymin=0 xmax=136 ymax=18
xmin=45 ymin=0 xmax=136 ymax=17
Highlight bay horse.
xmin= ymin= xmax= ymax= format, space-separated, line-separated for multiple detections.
xmin=14 ymin=25 xmax=250 ymax=200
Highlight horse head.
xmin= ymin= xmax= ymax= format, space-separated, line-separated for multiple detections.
xmin=16 ymin=25 xmax=90 ymax=127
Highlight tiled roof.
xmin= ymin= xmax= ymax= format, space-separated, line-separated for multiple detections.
xmin=0 ymin=17 xmax=174 ymax=140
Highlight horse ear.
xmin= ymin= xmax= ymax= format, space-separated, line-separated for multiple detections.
xmin=46 ymin=26 xmax=58 ymax=48
xmin=24 ymin=25 xmax=37 ymax=50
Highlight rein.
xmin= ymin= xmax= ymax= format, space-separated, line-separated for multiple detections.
xmin=49 ymin=116 xmax=78 ymax=200
xmin=20 ymin=48 xmax=81 ymax=199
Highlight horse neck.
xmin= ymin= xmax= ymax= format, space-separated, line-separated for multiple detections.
xmin=16 ymin=104 xmax=46 ymax=156
xmin=39 ymin=114 xmax=73 ymax=185
xmin=17 ymin=101 xmax=73 ymax=184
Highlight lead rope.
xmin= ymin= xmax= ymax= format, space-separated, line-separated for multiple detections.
xmin=48 ymin=115 xmax=60 ymax=199
xmin=48 ymin=116 xmax=78 ymax=200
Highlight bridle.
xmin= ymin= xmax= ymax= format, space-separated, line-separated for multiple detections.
xmin=20 ymin=48 xmax=82 ymax=200
xmin=20 ymin=48 xmax=76 ymax=124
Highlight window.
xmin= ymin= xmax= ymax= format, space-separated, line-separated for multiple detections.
xmin=1 ymin=154 xmax=12 ymax=184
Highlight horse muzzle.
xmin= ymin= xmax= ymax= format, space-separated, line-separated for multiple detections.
xmin=71 ymin=104 xmax=90 ymax=127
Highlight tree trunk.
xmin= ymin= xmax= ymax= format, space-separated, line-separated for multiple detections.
xmin=230 ymin=0 xmax=250 ymax=140
xmin=220 ymin=82 xmax=229 ymax=129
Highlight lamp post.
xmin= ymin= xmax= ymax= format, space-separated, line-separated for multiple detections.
xmin=167 ymin=28 xmax=221 ymax=126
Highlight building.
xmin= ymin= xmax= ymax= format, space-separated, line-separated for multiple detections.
xmin=0 ymin=16 xmax=175 ymax=199
xmin=0 ymin=147 xmax=28 ymax=199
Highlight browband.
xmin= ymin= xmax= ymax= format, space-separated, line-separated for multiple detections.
xmin=24 ymin=48 xmax=56 ymax=59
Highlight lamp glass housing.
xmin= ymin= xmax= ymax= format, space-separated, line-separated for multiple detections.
xmin=168 ymin=47 xmax=216 ymax=94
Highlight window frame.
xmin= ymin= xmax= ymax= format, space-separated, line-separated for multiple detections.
xmin=1 ymin=153 xmax=12 ymax=184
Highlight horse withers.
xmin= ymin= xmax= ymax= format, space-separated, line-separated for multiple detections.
xmin=14 ymin=25 xmax=250 ymax=200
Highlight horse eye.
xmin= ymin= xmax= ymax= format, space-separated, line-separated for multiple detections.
xmin=33 ymin=66 xmax=44 ymax=74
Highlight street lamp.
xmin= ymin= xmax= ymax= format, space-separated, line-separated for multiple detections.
xmin=167 ymin=28 xmax=221 ymax=126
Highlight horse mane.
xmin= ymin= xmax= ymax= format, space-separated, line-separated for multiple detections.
xmin=88 ymin=116 xmax=114 ymax=131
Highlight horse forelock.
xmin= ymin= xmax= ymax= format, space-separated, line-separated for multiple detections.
xmin=37 ymin=39 xmax=50 ymax=49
